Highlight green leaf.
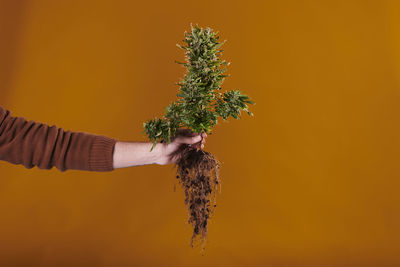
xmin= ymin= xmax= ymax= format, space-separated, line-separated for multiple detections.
xmin=150 ymin=141 xmax=157 ymax=152
xmin=176 ymin=44 xmax=186 ymax=50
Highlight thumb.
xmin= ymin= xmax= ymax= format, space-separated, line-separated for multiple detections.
xmin=175 ymin=134 xmax=202 ymax=145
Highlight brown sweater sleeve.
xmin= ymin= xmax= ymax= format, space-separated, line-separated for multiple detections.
xmin=0 ymin=105 xmax=117 ymax=172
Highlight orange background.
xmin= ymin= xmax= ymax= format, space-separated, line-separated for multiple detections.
xmin=1 ymin=0 xmax=400 ymax=266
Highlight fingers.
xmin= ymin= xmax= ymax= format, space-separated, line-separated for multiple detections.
xmin=175 ymin=128 xmax=197 ymax=137
xmin=172 ymin=129 xmax=208 ymax=150
xmin=200 ymin=132 xmax=206 ymax=148
xmin=175 ymin=134 xmax=202 ymax=145
xmin=171 ymin=128 xmax=195 ymax=143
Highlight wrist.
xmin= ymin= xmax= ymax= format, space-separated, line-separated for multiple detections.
xmin=153 ymin=142 xmax=166 ymax=165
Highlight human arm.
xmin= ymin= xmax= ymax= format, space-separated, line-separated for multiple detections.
xmin=0 ymin=105 xmax=116 ymax=172
xmin=112 ymin=129 xmax=207 ymax=168
xmin=0 ymin=105 xmax=206 ymax=171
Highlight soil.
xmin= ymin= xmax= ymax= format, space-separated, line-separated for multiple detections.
xmin=175 ymin=146 xmax=221 ymax=249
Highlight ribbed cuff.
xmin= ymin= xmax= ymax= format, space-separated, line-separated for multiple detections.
xmin=88 ymin=135 xmax=117 ymax=172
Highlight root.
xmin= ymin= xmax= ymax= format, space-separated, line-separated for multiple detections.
xmin=175 ymin=146 xmax=220 ymax=249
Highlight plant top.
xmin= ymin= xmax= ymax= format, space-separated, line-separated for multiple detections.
xmin=144 ymin=24 xmax=255 ymax=150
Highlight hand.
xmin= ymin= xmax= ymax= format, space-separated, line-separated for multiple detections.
xmin=156 ymin=129 xmax=207 ymax=165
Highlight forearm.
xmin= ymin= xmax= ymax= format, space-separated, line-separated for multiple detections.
xmin=0 ymin=105 xmax=116 ymax=172
xmin=112 ymin=141 xmax=163 ymax=169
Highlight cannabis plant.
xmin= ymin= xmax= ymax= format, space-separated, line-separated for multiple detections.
xmin=143 ymin=24 xmax=254 ymax=151
xmin=143 ymin=23 xmax=255 ymax=249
